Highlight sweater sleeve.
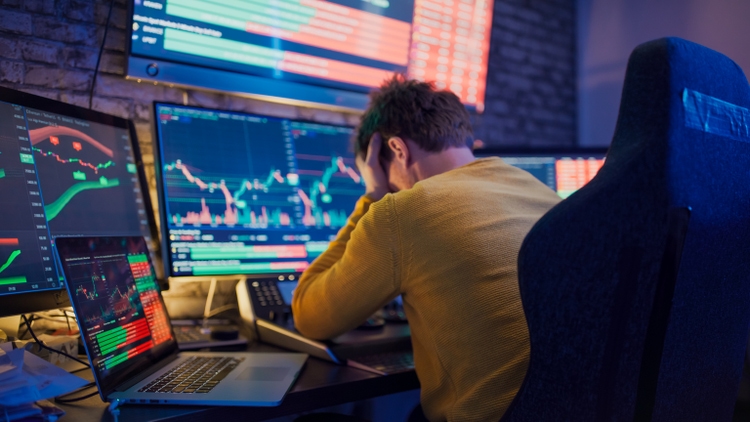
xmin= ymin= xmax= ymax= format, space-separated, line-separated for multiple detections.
xmin=292 ymin=194 xmax=402 ymax=340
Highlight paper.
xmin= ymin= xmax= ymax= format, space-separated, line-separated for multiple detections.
xmin=0 ymin=348 xmax=89 ymax=407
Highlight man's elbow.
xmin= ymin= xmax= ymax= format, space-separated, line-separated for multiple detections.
xmin=293 ymin=312 xmax=335 ymax=341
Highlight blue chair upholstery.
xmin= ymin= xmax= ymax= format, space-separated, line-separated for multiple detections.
xmin=501 ymin=38 xmax=750 ymax=422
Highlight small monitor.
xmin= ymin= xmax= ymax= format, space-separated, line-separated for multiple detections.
xmin=474 ymin=147 xmax=609 ymax=198
xmin=153 ymin=102 xmax=364 ymax=278
xmin=0 ymin=86 xmax=157 ymax=317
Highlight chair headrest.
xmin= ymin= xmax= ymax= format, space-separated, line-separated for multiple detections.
xmin=609 ymin=37 xmax=750 ymax=165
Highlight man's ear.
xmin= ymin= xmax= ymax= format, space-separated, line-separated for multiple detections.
xmin=387 ymin=136 xmax=410 ymax=166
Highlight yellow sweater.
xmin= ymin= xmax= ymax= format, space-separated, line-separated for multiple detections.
xmin=292 ymin=157 xmax=561 ymax=421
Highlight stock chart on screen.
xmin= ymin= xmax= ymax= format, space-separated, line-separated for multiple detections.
xmin=0 ymin=96 xmax=151 ymax=296
xmin=59 ymin=237 xmax=172 ymax=378
xmin=155 ymin=103 xmax=364 ymax=277
xmin=0 ymin=101 xmax=58 ymax=293
xmin=475 ymin=149 xmax=608 ymax=199
xmin=130 ymin=0 xmax=493 ymax=111
xmin=25 ymin=109 xmax=149 ymax=238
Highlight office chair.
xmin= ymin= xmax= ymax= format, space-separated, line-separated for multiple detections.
xmin=501 ymin=37 xmax=750 ymax=422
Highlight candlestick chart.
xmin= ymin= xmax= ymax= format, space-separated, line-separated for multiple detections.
xmin=59 ymin=236 xmax=173 ymax=377
xmin=66 ymin=252 xmax=158 ymax=373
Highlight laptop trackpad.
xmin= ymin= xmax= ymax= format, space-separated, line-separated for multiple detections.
xmin=236 ymin=367 xmax=289 ymax=382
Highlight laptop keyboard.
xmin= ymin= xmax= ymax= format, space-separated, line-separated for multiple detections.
xmin=138 ymin=356 xmax=244 ymax=394
xmin=352 ymin=351 xmax=415 ymax=374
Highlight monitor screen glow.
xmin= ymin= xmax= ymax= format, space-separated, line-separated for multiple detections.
xmin=129 ymin=0 xmax=494 ymax=111
xmin=154 ymin=102 xmax=365 ymax=277
xmin=474 ymin=148 xmax=608 ymax=199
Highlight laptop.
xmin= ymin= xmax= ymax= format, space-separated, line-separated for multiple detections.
xmin=55 ymin=236 xmax=307 ymax=406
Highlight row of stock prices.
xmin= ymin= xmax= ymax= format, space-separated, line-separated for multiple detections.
xmin=156 ymin=105 xmax=364 ymax=277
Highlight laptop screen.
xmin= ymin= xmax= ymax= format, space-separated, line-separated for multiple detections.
xmin=56 ymin=236 xmax=177 ymax=396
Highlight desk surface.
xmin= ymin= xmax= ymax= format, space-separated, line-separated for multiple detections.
xmin=57 ymin=342 xmax=420 ymax=422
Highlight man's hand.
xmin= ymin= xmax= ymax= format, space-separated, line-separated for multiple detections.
xmin=357 ymin=133 xmax=390 ymax=201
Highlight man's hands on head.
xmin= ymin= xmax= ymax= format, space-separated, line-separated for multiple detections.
xmin=357 ymin=133 xmax=390 ymax=201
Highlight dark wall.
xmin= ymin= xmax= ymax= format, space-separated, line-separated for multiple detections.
xmin=577 ymin=0 xmax=750 ymax=146
xmin=0 ymin=0 xmax=577 ymax=154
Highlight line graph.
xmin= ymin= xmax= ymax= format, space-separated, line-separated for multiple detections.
xmin=75 ymin=274 xmax=104 ymax=301
xmin=32 ymin=146 xmax=115 ymax=174
xmin=165 ymin=155 xmax=362 ymax=229
xmin=297 ymin=156 xmax=361 ymax=227
xmin=28 ymin=126 xmax=114 ymax=157
xmin=0 ymin=249 xmax=21 ymax=274
xmin=44 ymin=178 xmax=120 ymax=221
xmin=164 ymin=159 xmax=295 ymax=228
xmin=0 ymin=247 xmax=25 ymax=286
xmin=26 ymin=115 xmax=146 ymax=238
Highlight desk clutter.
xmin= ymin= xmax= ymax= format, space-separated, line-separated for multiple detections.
xmin=0 ymin=347 xmax=87 ymax=421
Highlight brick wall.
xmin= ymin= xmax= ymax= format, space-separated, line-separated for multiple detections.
xmin=474 ymin=0 xmax=577 ymax=147
xmin=0 ymin=0 xmax=576 ymax=315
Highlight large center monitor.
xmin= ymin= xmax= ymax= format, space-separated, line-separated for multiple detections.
xmin=474 ymin=147 xmax=609 ymax=198
xmin=154 ymin=102 xmax=364 ymax=278
xmin=128 ymin=0 xmax=494 ymax=111
xmin=0 ymin=86 xmax=157 ymax=317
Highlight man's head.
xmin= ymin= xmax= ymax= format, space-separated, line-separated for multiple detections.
xmin=354 ymin=75 xmax=474 ymax=192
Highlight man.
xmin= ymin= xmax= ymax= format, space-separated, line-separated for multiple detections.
xmin=292 ymin=75 xmax=561 ymax=421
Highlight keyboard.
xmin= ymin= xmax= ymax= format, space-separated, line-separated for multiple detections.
xmin=138 ymin=356 xmax=244 ymax=394
xmin=348 ymin=351 xmax=415 ymax=375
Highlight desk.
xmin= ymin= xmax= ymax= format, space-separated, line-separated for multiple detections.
xmin=56 ymin=343 xmax=420 ymax=422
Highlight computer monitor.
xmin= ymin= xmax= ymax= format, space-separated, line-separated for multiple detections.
xmin=474 ymin=147 xmax=609 ymax=198
xmin=153 ymin=103 xmax=364 ymax=279
xmin=0 ymin=86 xmax=158 ymax=317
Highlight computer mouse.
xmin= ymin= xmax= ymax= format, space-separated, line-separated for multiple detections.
xmin=209 ymin=325 xmax=240 ymax=341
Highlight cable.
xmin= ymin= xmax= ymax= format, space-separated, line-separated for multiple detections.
xmin=61 ymin=309 xmax=72 ymax=332
xmin=71 ymin=365 xmax=91 ymax=374
xmin=54 ymin=384 xmax=99 ymax=403
xmin=88 ymin=0 xmax=118 ymax=110
xmin=20 ymin=315 xmax=90 ymax=368
xmin=17 ymin=312 xmax=77 ymax=340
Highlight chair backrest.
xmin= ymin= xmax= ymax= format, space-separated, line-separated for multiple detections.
xmin=501 ymin=37 xmax=750 ymax=422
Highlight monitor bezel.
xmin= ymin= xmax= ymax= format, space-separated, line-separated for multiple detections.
xmin=151 ymin=101 xmax=358 ymax=281
xmin=0 ymin=86 xmax=163 ymax=317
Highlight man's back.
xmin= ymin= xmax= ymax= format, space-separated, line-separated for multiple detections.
xmin=386 ymin=157 xmax=560 ymax=420
xmin=293 ymin=156 xmax=560 ymax=421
